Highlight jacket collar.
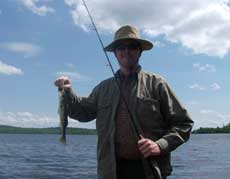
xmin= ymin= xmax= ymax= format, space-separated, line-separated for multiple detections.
xmin=115 ymin=65 xmax=142 ymax=81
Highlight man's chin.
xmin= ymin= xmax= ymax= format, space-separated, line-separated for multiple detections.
xmin=126 ymin=64 xmax=138 ymax=70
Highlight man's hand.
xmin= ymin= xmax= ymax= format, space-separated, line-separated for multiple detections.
xmin=54 ymin=76 xmax=72 ymax=91
xmin=138 ymin=135 xmax=161 ymax=158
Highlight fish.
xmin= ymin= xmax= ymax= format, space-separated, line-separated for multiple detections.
xmin=58 ymin=88 xmax=68 ymax=144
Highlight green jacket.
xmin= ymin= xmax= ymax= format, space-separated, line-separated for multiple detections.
xmin=66 ymin=68 xmax=193 ymax=179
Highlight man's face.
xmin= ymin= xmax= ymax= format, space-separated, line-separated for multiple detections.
xmin=114 ymin=40 xmax=142 ymax=70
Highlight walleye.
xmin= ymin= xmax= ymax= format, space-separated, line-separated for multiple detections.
xmin=58 ymin=88 xmax=68 ymax=143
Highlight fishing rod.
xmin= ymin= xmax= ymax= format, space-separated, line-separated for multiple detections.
xmin=82 ymin=0 xmax=140 ymax=141
xmin=82 ymin=0 xmax=161 ymax=178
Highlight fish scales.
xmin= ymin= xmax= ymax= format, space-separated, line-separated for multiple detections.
xmin=58 ymin=88 xmax=68 ymax=143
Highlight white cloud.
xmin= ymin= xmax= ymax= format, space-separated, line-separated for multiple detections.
xmin=210 ymin=83 xmax=221 ymax=91
xmin=189 ymin=83 xmax=205 ymax=90
xmin=186 ymin=100 xmax=199 ymax=106
xmin=68 ymin=119 xmax=96 ymax=129
xmin=189 ymin=82 xmax=221 ymax=91
xmin=0 ymin=111 xmax=55 ymax=128
xmin=56 ymin=71 xmax=91 ymax=82
xmin=0 ymin=110 xmax=95 ymax=128
xmin=0 ymin=60 xmax=23 ymax=75
xmin=199 ymin=109 xmax=230 ymax=127
xmin=64 ymin=0 xmax=230 ymax=58
xmin=0 ymin=42 xmax=42 ymax=57
xmin=193 ymin=63 xmax=216 ymax=72
xmin=20 ymin=0 xmax=55 ymax=16
xmin=152 ymin=41 xmax=165 ymax=48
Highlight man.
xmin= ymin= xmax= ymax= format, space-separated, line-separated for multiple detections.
xmin=54 ymin=25 xmax=193 ymax=179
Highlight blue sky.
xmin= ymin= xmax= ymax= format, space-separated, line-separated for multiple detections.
xmin=0 ymin=0 xmax=229 ymax=129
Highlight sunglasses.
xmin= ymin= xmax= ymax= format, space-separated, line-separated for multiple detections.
xmin=115 ymin=43 xmax=141 ymax=51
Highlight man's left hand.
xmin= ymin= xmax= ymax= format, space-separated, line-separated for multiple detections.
xmin=138 ymin=135 xmax=161 ymax=158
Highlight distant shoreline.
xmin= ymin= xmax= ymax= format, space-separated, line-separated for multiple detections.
xmin=1 ymin=124 xmax=230 ymax=134
xmin=192 ymin=123 xmax=230 ymax=134
xmin=0 ymin=125 xmax=97 ymax=135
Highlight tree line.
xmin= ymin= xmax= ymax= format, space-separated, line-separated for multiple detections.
xmin=192 ymin=123 xmax=230 ymax=134
xmin=0 ymin=125 xmax=97 ymax=135
xmin=1 ymin=123 xmax=230 ymax=134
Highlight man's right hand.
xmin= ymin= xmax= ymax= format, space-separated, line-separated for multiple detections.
xmin=54 ymin=76 xmax=72 ymax=91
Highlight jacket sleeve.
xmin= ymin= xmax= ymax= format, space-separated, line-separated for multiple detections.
xmin=155 ymin=79 xmax=194 ymax=154
xmin=65 ymin=85 xmax=99 ymax=122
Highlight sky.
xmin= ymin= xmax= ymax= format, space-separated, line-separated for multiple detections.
xmin=0 ymin=0 xmax=229 ymax=129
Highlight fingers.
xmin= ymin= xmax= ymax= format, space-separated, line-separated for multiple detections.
xmin=138 ymin=138 xmax=161 ymax=158
xmin=54 ymin=76 xmax=71 ymax=90
xmin=138 ymin=138 xmax=150 ymax=151
xmin=54 ymin=76 xmax=70 ymax=86
xmin=138 ymin=139 xmax=154 ymax=157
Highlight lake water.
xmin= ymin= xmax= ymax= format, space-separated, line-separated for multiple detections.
xmin=0 ymin=134 xmax=229 ymax=179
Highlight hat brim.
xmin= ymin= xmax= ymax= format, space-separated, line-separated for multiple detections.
xmin=104 ymin=38 xmax=153 ymax=52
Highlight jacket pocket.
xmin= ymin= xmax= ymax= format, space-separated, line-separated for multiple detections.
xmin=97 ymin=99 xmax=112 ymax=117
xmin=137 ymin=96 xmax=160 ymax=113
xmin=136 ymin=96 xmax=165 ymax=135
xmin=96 ymin=99 xmax=112 ymax=134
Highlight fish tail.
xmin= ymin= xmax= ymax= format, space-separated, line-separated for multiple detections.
xmin=59 ymin=135 xmax=66 ymax=144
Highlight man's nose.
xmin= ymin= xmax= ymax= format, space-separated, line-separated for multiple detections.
xmin=124 ymin=47 xmax=131 ymax=54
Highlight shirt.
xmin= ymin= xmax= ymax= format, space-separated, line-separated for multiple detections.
xmin=115 ymin=70 xmax=141 ymax=159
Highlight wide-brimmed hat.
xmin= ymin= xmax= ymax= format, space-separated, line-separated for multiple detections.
xmin=104 ymin=25 xmax=153 ymax=51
